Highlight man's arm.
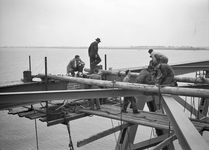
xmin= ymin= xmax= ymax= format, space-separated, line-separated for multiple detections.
xmin=150 ymin=53 xmax=157 ymax=64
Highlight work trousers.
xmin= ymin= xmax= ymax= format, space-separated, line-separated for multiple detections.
xmin=90 ymin=98 xmax=100 ymax=110
xmin=69 ymin=64 xmax=84 ymax=76
xmin=160 ymin=76 xmax=175 ymax=85
xmin=122 ymin=97 xmax=138 ymax=112
xmin=90 ymin=55 xmax=101 ymax=73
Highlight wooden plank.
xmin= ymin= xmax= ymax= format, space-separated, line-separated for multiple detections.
xmin=151 ymin=134 xmax=177 ymax=150
xmin=8 ymin=107 xmax=29 ymax=114
xmin=162 ymin=94 xmax=209 ymax=150
xmin=47 ymin=113 xmax=88 ymax=126
xmin=79 ymin=106 xmax=208 ymax=132
xmin=134 ymin=133 xmax=175 ymax=149
xmin=79 ymin=108 xmax=171 ymax=130
xmin=18 ymin=111 xmax=36 ymax=117
xmin=77 ymin=123 xmax=132 ymax=147
xmin=25 ymin=112 xmax=46 ymax=119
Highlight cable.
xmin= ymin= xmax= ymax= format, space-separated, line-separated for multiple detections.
xmin=148 ymin=128 xmax=154 ymax=150
xmin=110 ymin=119 xmax=118 ymax=144
xmin=33 ymin=105 xmax=39 ymax=150
xmin=158 ymin=85 xmax=162 ymax=110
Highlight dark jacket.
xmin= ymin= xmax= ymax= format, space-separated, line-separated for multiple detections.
xmin=88 ymin=41 xmax=98 ymax=57
xmin=159 ymin=64 xmax=174 ymax=80
xmin=67 ymin=58 xmax=84 ymax=69
xmin=136 ymin=69 xmax=155 ymax=84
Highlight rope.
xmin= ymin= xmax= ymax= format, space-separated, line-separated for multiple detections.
xmin=32 ymin=59 xmax=44 ymax=74
xmin=111 ymin=80 xmax=122 ymax=150
xmin=32 ymin=105 xmax=39 ymax=150
xmin=110 ymin=119 xmax=118 ymax=144
xmin=183 ymin=96 xmax=187 ymax=112
xmin=64 ymin=112 xmax=74 ymax=150
xmin=158 ymin=85 xmax=162 ymax=110
xmin=148 ymin=128 xmax=155 ymax=150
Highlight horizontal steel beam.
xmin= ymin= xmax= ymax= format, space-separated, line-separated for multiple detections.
xmin=0 ymin=88 xmax=143 ymax=104
xmin=161 ymin=95 xmax=209 ymax=150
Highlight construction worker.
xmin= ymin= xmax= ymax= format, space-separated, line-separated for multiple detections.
xmin=155 ymin=63 xmax=177 ymax=86
xmin=67 ymin=55 xmax=85 ymax=77
xmin=88 ymin=68 xmax=101 ymax=110
xmin=135 ymin=65 xmax=156 ymax=112
xmin=136 ymin=65 xmax=155 ymax=85
xmin=121 ymin=70 xmax=139 ymax=114
xmin=148 ymin=49 xmax=168 ymax=67
xmin=88 ymin=38 xmax=101 ymax=73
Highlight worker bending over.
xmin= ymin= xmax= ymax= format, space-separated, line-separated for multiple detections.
xmin=155 ymin=63 xmax=177 ymax=86
xmin=148 ymin=49 xmax=168 ymax=67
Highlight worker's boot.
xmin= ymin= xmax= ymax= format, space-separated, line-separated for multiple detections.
xmin=133 ymin=110 xmax=140 ymax=114
xmin=121 ymin=109 xmax=128 ymax=113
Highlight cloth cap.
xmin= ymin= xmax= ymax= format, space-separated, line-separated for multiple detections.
xmin=125 ymin=70 xmax=130 ymax=75
xmin=148 ymin=49 xmax=153 ymax=54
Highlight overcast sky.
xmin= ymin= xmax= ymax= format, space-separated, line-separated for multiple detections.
xmin=0 ymin=0 xmax=209 ymax=47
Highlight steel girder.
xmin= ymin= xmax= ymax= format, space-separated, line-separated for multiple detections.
xmin=161 ymin=94 xmax=209 ymax=150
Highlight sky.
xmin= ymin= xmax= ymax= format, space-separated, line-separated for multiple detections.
xmin=0 ymin=0 xmax=209 ymax=47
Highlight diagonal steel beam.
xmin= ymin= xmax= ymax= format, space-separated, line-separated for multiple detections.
xmin=134 ymin=133 xmax=175 ymax=150
xmin=150 ymin=134 xmax=176 ymax=150
xmin=173 ymin=95 xmax=203 ymax=118
xmin=77 ymin=123 xmax=133 ymax=147
xmin=161 ymin=94 xmax=209 ymax=150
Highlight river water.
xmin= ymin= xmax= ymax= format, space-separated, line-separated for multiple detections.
xmin=0 ymin=48 xmax=209 ymax=150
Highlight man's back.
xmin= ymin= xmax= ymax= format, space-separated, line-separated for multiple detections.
xmin=136 ymin=69 xmax=152 ymax=84
xmin=88 ymin=41 xmax=98 ymax=57
xmin=160 ymin=64 xmax=174 ymax=78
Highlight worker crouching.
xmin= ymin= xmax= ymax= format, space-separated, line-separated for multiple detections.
xmin=67 ymin=55 xmax=85 ymax=77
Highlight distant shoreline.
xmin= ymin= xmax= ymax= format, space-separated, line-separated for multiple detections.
xmin=1 ymin=46 xmax=209 ymax=50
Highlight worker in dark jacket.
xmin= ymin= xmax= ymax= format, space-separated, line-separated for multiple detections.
xmin=122 ymin=70 xmax=139 ymax=114
xmin=148 ymin=49 xmax=168 ymax=66
xmin=88 ymin=38 xmax=101 ymax=73
xmin=136 ymin=65 xmax=155 ymax=85
xmin=155 ymin=63 xmax=175 ymax=86
xmin=67 ymin=55 xmax=85 ymax=77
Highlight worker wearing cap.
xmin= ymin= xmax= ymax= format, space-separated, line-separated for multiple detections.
xmin=88 ymin=38 xmax=101 ymax=73
xmin=148 ymin=49 xmax=168 ymax=66
xmin=136 ymin=65 xmax=155 ymax=85
xmin=155 ymin=63 xmax=176 ymax=86
xmin=67 ymin=55 xmax=85 ymax=77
